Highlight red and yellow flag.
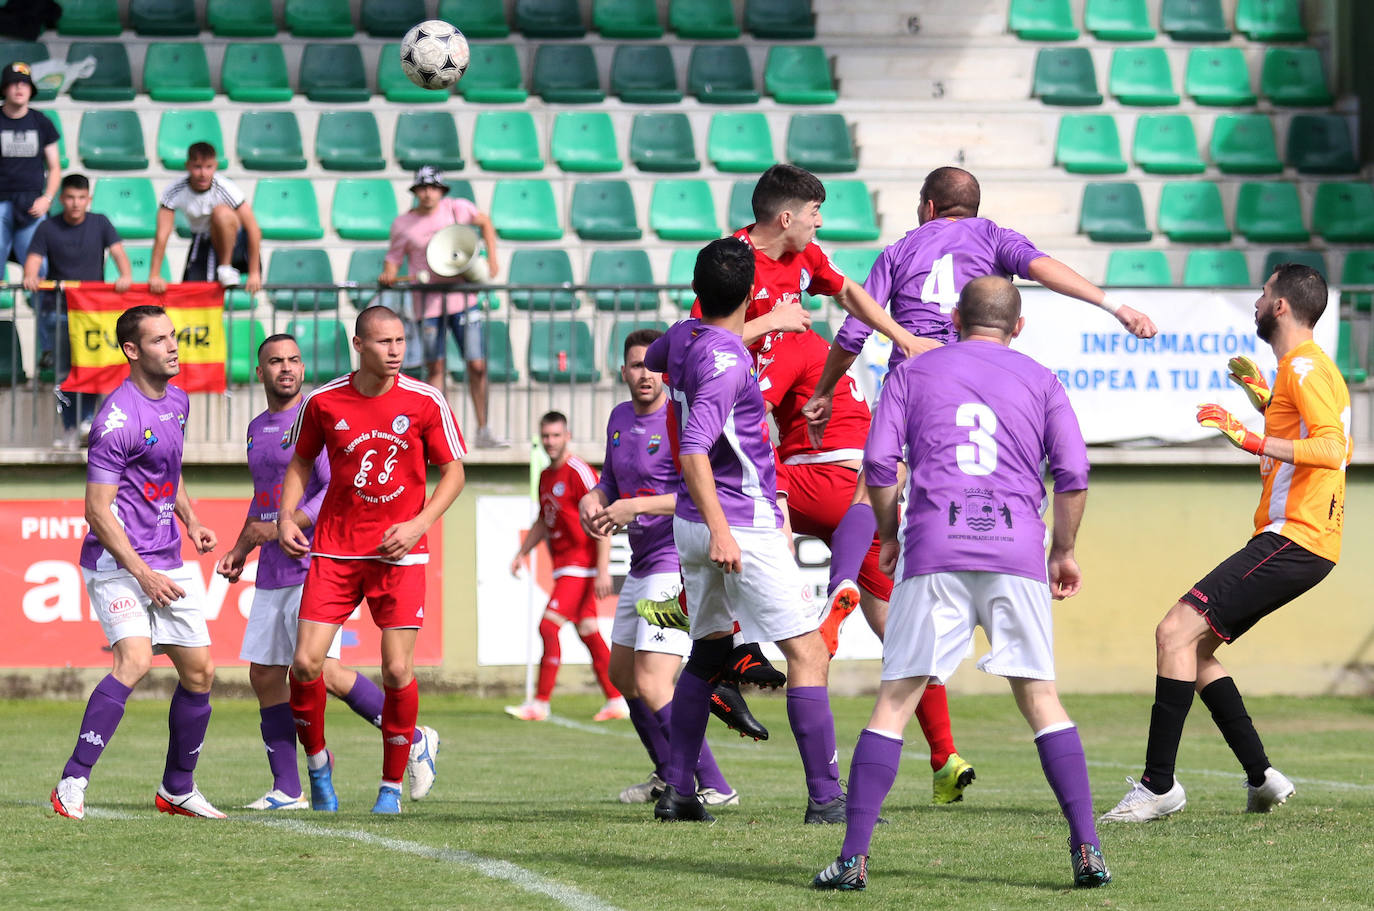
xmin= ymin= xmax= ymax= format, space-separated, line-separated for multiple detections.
xmin=63 ymin=283 xmax=227 ymax=394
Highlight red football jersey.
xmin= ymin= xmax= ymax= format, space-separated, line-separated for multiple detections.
xmin=290 ymin=374 xmax=465 ymax=564
xmin=539 ymin=455 xmax=599 ymax=575
xmin=758 ymin=328 xmax=870 ymax=464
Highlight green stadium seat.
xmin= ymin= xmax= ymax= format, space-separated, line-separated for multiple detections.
xmin=395 ymin=112 xmax=464 ymax=171
xmin=438 ymin=0 xmax=510 ymax=37
xmin=1161 ymin=0 xmax=1230 ymax=40
xmin=1183 ymin=250 xmax=1250 ymax=287
xmin=508 ymin=250 xmax=577 ymax=310
xmin=142 ymin=42 xmax=214 ymax=102
xmin=254 ymin=178 xmax=324 ymax=241
xmin=345 ymin=248 xmax=388 ymax=308
xmin=1263 ymin=249 xmax=1326 ymax=280
xmin=1008 ymin=0 xmax=1079 ymax=40
xmin=1235 ymin=0 xmax=1306 ymax=42
xmin=530 ymin=319 xmax=600 ymax=383
xmin=667 ymin=248 xmax=696 ymax=308
xmin=812 ymin=321 xmax=834 ymax=342
xmin=1055 ymin=115 xmax=1127 ymax=174
xmin=594 ymin=0 xmax=663 ymax=38
xmin=0 ymin=320 xmax=25 ymax=386
xmin=746 ymin=0 xmax=816 ymax=39
xmin=67 ymin=43 xmax=134 ymax=102
xmin=173 ymin=208 xmax=193 ymax=239
xmin=1313 ymin=183 xmax=1374 ymax=244
xmin=787 ymin=114 xmax=855 ymax=173
xmin=1085 ymin=0 xmax=1155 ymax=40
xmin=516 ymin=0 xmax=586 ymax=37
xmin=670 ymin=0 xmax=740 ymax=38
xmin=1158 ymin=181 xmax=1231 ymax=242
xmin=1184 ymin=48 xmax=1255 ymax=106
xmin=532 ymin=44 xmax=604 ymax=103
xmin=491 ymin=180 xmax=562 ymax=240
xmin=316 ymin=113 xmax=385 ymax=172
xmin=1133 ymin=114 xmax=1204 ymax=175
xmin=1341 ymin=250 xmax=1374 ymax=313
xmin=379 ymin=42 xmax=451 ymax=104
xmin=1079 ymin=182 xmax=1151 ymax=242
xmin=1287 ymin=115 xmax=1358 ymax=176
xmin=362 ymin=0 xmax=425 ymax=37
xmin=727 ymin=179 xmax=754 ymax=230
xmin=610 ymin=44 xmax=681 ymax=104
xmin=285 ymin=0 xmax=354 ymax=37
xmin=77 ymin=110 xmax=148 ymax=170
xmin=208 ymin=0 xmax=276 ymax=36
xmin=570 ymin=180 xmax=642 ymax=241
xmin=831 ymin=248 xmax=881 ymax=284
xmin=1105 ymin=250 xmax=1172 ymax=287
xmin=92 ymin=177 xmax=157 ymax=239
xmin=1033 ymin=49 xmax=1103 ymax=106
xmin=1261 ymin=47 xmax=1332 ymax=107
xmin=607 ymin=319 xmax=669 ymax=369
xmin=687 ymin=46 xmax=759 ymax=105
xmin=58 ymin=0 xmax=121 ymax=36
xmin=765 ymin=46 xmax=837 ymax=105
xmin=448 ymin=180 xmax=477 ymax=203
xmin=1210 ymin=115 xmax=1281 ymax=174
xmin=222 ymin=43 xmax=294 ymax=103
xmin=300 ymin=44 xmax=369 ymax=103
xmin=817 ymin=181 xmax=880 ymax=242
xmin=237 ymin=112 xmax=306 ymax=171
xmin=0 ymin=41 xmax=54 ymax=101
xmin=266 ymin=248 xmax=337 ymax=311
xmin=459 ymin=44 xmax=528 ymax=103
xmin=288 ymin=318 xmax=353 ymax=382
xmin=40 ymin=110 xmax=68 ymax=170
xmin=552 ymin=112 xmax=622 ymax=173
xmin=157 ymin=111 xmax=226 ymax=170
xmin=1235 ymin=182 xmax=1308 ymax=243
xmin=630 ymin=113 xmax=699 ymax=173
xmin=476 ymin=320 xmax=519 ymax=382
xmin=224 ymin=316 xmax=268 ymax=384
xmin=130 ymin=0 xmax=197 ymax=35
xmin=473 ymin=111 xmax=543 ymax=172
xmin=1109 ymin=48 xmax=1179 ymax=106
xmin=111 ymin=245 xmax=173 ymax=283
xmin=588 ymin=249 xmax=658 ymax=311
xmin=331 ymin=179 xmax=397 ymax=242
xmin=1336 ymin=320 xmax=1366 ymax=383
xmin=650 ymin=180 xmax=719 ymax=241
xmin=709 ymin=113 xmax=776 ymax=174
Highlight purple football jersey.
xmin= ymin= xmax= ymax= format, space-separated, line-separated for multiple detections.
xmin=863 ymin=340 xmax=1089 ymax=583
xmin=246 ymin=401 xmax=331 ymax=590
xmin=834 ymin=218 xmax=1046 ymax=366
xmin=646 ymin=320 xmax=782 ymax=529
xmin=80 ymin=380 xmax=190 ymax=572
xmin=593 ymin=400 xmax=678 ymax=576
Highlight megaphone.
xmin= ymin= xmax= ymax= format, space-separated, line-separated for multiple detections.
xmin=425 ymin=224 xmax=490 ymax=282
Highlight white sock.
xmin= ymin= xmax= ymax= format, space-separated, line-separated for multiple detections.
xmin=1033 ymin=721 xmax=1076 ymax=739
xmin=306 ymin=750 xmax=329 ymax=771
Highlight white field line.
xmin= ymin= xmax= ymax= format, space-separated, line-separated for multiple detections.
xmin=1086 ymin=759 xmax=1374 ymax=792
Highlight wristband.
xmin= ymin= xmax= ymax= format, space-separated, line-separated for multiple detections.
xmin=1097 ymin=295 xmax=1123 ymax=315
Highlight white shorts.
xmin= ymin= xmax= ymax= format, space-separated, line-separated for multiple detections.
xmin=240 ymin=584 xmax=343 ymax=666
xmin=673 ymin=517 xmax=817 ymax=644
xmin=611 ymin=571 xmax=691 ymax=656
xmin=882 ymin=571 xmax=1055 ymax=684
xmin=84 ymin=565 xmax=211 ymax=654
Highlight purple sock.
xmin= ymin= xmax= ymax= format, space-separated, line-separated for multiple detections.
xmin=786 ymin=685 xmax=843 ymax=803
xmin=652 ymin=704 xmax=674 ymax=779
xmin=62 ymin=674 xmax=131 ymax=781
xmin=694 ymin=739 xmax=731 ymax=794
xmin=841 ymin=729 xmax=903 ymax=858
xmin=341 ymin=672 xmax=423 ymax=743
xmin=259 ymin=702 xmax=302 ymax=796
xmin=664 ymin=670 xmax=714 ymax=795
xmin=828 ymin=504 xmax=876 ymax=594
xmin=1036 ymin=725 xmax=1100 ymax=851
xmin=628 ymin=697 xmax=667 ymax=773
xmin=162 ymin=685 xmax=211 ymax=796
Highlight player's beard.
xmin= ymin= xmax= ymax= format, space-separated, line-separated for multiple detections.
xmin=1256 ymin=306 xmax=1278 ymax=343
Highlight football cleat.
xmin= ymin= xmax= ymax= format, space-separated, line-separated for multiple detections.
xmin=244 ymin=788 xmax=309 ymax=810
xmin=1098 ymin=776 xmax=1186 ymax=823
xmin=155 ymin=785 xmax=227 ymax=819
xmin=635 ymin=593 xmax=689 ymax=631
xmin=592 ymin=696 xmax=630 ymax=722
xmin=1071 ymin=841 xmax=1112 ymax=888
xmin=618 ymin=772 xmax=666 ymax=804
xmin=307 ymin=751 xmax=338 ymax=812
xmin=710 ymin=681 xmax=769 ymax=741
xmin=813 ymin=854 xmax=868 ymax=891
xmin=51 ymin=775 xmax=87 ymax=820
xmin=407 ymin=725 xmax=440 ymax=800
xmin=371 ymin=784 xmax=402 ymax=815
xmin=724 ymin=642 xmax=787 ymax=689
xmin=504 ymin=700 xmax=550 ymax=722
xmin=1246 ymin=767 xmax=1295 ymax=813
xmin=817 ymin=579 xmax=861 ymax=658
xmin=804 ymin=791 xmax=847 ymax=825
xmin=932 ymin=752 xmax=976 ymax=804
xmin=654 ymin=784 xmax=715 ymax=822
xmin=697 ymin=786 xmax=739 ymax=807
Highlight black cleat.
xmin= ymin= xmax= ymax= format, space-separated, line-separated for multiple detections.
xmin=654 ymin=784 xmax=715 ymax=822
xmin=709 ymin=680 xmax=769 ymax=741
xmin=724 ymin=642 xmax=787 ymax=689
xmin=805 ymin=791 xmax=847 ymax=824
xmin=1071 ymin=841 xmax=1112 ymax=888
xmin=812 ymin=854 xmax=867 ymax=891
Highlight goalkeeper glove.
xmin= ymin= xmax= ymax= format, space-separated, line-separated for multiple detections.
xmin=1197 ymin=403 xmax=1265 ymax=455
xmin=1227 ymin=356 xmax=1271 ymax=413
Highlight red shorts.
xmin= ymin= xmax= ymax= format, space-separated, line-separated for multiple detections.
xmin=778 ymin=461 xmax=893 ymax=602
xmin=547 ymin=572 xmax=598 ymax=623
xmin=300 ymin=556 xmax=427 ymax=629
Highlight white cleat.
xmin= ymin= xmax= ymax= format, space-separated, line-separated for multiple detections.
xmin=1246 ymin=767 xmax=1295 ymax=813
xmin=697 ymin=787 xmax=740 ymax=807
xmin=408 ymin=725 xmax=441 ymax=800
xmin=1099 ymin=776 xmax=1187 ymax=823
xmin=243 ymin=788 xmax=309 ymax=810
xmin=51 ymin=775 xmax=88 ymax=820
xmin=156 ymin=785 xmax=227 ymax=819
xmin=618 ymin=772 xmax=665 ymax=804
xmin=593 ymin=696 xmax=630 ymax=722
xmin=504 ymin=700 xmax=550 ymax=722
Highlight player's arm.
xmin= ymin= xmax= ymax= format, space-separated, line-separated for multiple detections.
xmin=740 ymin=299 xmax=812 ymax=348
xmin=1025 ymin=256 xmax=1157 ymax=339
xmin=217 ymin=504 xmax=275 ymax=582
xmin=511 ymin=516 xmax=548 ymax=575
xmin=108 ymin=241 xmax=134 ymax=293
xmin=147 ymin=207 xmax=176 ymax=294
xmin=801 ymin=344 xmax=861 ymax=448
xmin=174 ymin=475 xmax=216 ymax=554
xmin=832 ymin=276 xmax=927 ymax=360
xmin=681 ymin=453 xmax=740 ymax=573
xmin=85 ymin=482 xmax=185 ymax=606
xmin=1259 ymin=369 xmax=1350 ymax=468
xmin=594 ymin=534 xmax=613 ymax=599
xmin=1047 ymin=489 xmax=1086 ymax=600
xmin=276 ymin=453 xmax=314 ymax=558
xmin=235 ymin=202 xmax=264 ymax=294
xmin=862 ymin=365 xmax=909 ymax=574
xmin=377 ymin=458 xmax=465 ymax=561
xmin=594 ymin=492 xmax=675 ymax=537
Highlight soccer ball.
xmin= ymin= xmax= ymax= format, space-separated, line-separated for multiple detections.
xmin=399 ymin=20 xmax=470 ymax=90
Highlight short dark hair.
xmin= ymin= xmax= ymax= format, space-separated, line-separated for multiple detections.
xmin=751 ymin=164 xmax=826 ymax=223
xmin=956 ymin=276 xmax=1021 ymax=336
xmin=186 ymin=141 xmax=218 ymax=163
xmin=622 ymin=327 xmax=663 ymax=360
xmin=257 ymin=332 xmax=298 ymax=362
xmin=60 ymin=173 xmax=90 ymax=193
xmin=693 ymin=238 xmax=755 ymax=319
xmin=115 ymin=305 xmax=168 ymax=350
xmin=540 ymin=410 xmax=568 ymax=429
xmin=920 ymin=167 xmax=981 ymax=218
xmin=355 ymin=305 xmax=403 ymax=339
xmin=1270 ymin=262 xmax=1328 ymax=328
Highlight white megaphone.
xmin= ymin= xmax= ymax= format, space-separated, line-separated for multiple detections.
xmin=425 ymin=223 xmax=490 ymax=282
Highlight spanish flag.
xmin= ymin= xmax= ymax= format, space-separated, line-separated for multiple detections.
xmin=63 ymin=283 xmax=227 ymax=394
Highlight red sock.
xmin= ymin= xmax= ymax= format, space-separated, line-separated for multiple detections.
xmin=289 ymin=672 xmax=328 ymax=756
xmin=915 ymin=683 xmax=957 ymax=770
xmin=536 ymin=617 xmax=562 ymax=702
xmin=580 ymin=630 xmax=620 ymax=699
xmin=382 ymin=679 xmax=419 ymax=783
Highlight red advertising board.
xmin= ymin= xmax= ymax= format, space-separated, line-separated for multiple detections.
xmin=0 ymin=499 xmax=443 ymax=668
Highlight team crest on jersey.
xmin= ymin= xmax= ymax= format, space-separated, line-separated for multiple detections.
xmin=143 ymin=428 xmax=158 ymax=447
xmin=612 ymin=430 xmax=622 ymax=448
xmin=647 ymin=433 xmax=661 ymax=454
xmin=246 ymin=434 xmax=254 ymax=451
xmin=392 ymin=415 xmax=411 ymax=434
xmin=799 ymin=268 xmax=811 ymax=292
xmin=552 ymin=481 xmax=566 ymax=497
xmin=176 ymin=412 xmax=186 ymax=429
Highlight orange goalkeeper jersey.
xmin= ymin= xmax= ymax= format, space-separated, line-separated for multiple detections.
xmin=1253 ymin=339 xmax=1351 ymax=562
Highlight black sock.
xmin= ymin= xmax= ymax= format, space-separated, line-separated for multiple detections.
xmin=1199 ymin=676 xmax=1270 ymax=787
xmin=1142 ymin=676 xmax=1195 ymax=795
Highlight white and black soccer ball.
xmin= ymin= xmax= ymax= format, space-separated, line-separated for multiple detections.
xmin=399 ymin=20 xmax=470 ymax=90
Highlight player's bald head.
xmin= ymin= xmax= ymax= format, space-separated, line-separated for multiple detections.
xmin=955 ymin=276 xmax=1021 ymax=339
xmin=920 ymin=167 xmax=980 ymax=219
xmin=355 ymin=305 xmax=404 ymax=340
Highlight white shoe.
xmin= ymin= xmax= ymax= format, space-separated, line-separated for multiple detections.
xmin=155 ymin=784 xmax=227 ymax=818
xmin=1246 ymin=767 xmax=1295 ymax=813
xmin=78 ymin=418 xmax=92 ymax=445
xmin=1098 ymin=776 xmax=1186 ymax=823
xmin=618 ymin=772 xmax=665 ymax=804
xmin=504 ymin=700 xmax=550 ymax=722
xmin=53 ymin=429 xmax=78 ymax=450
xmin=243 ymin=788 xmax=308 ymax=810
xmin=407 ymin=725 xmax=440 ymax=800
xmin=697 ymin=786 xmax=739 ymax=807
xmin=216 ymin=265 xmax=241 ymax=287
xmin=51 ymin=775 xmax=88 ymax=820
xmin=593 ymin=696 xmax=629 ymax=722
xmin=474 ymin=426 xmax=510 ymax=449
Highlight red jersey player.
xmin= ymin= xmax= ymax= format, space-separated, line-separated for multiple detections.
xmin=506 ymin=411 xmax=624 ymax=723
xmin=278 ymin=306 xmax=466 ymax=815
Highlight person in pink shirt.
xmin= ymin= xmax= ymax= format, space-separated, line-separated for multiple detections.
xmin=380 ymin=166 xmax=507 ymax=449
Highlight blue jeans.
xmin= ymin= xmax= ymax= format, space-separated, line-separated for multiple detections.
xmin=36 ymin=291 xmax=96 ymax=431
xmin=0 ymin=199 xmax=42 ymax=269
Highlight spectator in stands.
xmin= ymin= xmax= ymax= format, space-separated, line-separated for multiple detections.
xmin=0 ymin=62 xmax=59 ymax=273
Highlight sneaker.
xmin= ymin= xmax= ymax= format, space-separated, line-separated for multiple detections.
xmin=243 ymin=788 xmax=309 ymax=810
xmin=51 ymin=775 xmax=87 ymax=820
xmin=805 ymin=791 xmax=847 ymax=825
xmin=653 ymin=784 xmax=715 ymax=822
xmin=619 ymin=772 xmax=665 ymax=804
xmin=1071 ymin=841 xmax=1112 ymax=888
xmin=635 ymin=593 xmax=689 ymax=631
xmin=592 ymin=696 xmax=629 ymax=722
xmin=504 ymin=700 xmax=550 ymax=722
xmin=710 ymin=681 xmax=769 ymax=741
xmin=1246 ymin=767 xmax=1295 ymax=813
xmin=1098 ymin=776 xmax=1186 ymax=823
xmin=813 ymin=854 xmax=867 ymax=891
xmin=155 ymin=785 xmax=227 ymax=819
xmin=817 ymin=579 xmax=861 ymax=657
xmin=53 ymin=428 xmax=78 ymax=451
xmin=932 ymin=752 xmax=976 ymax=805
xmin=407 ymin=725 xmax=440 ymax=800
xmin=473 ymin=426 xmax=511 ymax=449
xmin=78 ymin=419 xmax=93 ymax=445
xmin=724 ymin=642 xmax=787 ymax=689
xmin=697 ymin=786 xmax=739 ymax=807
xmin=372 ymin=784 xmax=402 ymax=815
xmin=307 ymin=751 xmax=338 ymax=812
xmin=216 ymin=264 xmax=241 ymax=287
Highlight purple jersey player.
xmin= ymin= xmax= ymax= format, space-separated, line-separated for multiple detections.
xmin=52 ymin=305 xmax=224 ymax=821
xmin=813 ymin=277 xmax=1110 ymax=893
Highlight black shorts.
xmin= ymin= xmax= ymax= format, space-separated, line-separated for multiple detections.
xmin=183 ymin=228 xmax=253 ymax=281
xmin=1180 ymin=532 xmax=1333 ymax=642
